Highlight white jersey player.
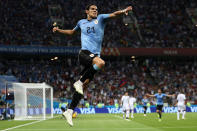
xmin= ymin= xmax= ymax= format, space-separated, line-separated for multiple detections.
xmin=121 ymin=92 xmax=130 ymax=119
xmin=177 ymin=92 xmax=186 ymax=120
xmin=129 ymin=96 xmax=136 ymax=118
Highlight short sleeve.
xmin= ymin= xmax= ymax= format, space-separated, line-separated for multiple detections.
xmin=183 ymin=95 xmax=186 ymax=100
xmin=73 ymin=20 xmax=81 ymax=31
xmin=98 ymin=14 xmax=110 ymax=21
xmin=163 ymin=94 xmax=167 ymax=97
xmin=154 ymin=94 xmax=157 ymax=97
xmin=121 ymin=96 xmax=123 ymax=102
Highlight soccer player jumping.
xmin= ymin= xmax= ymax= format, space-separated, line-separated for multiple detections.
xmin=147 ymin=89 xmax=174 ymax=122
xmin=53 ymin=4 xmax=132 ymax=126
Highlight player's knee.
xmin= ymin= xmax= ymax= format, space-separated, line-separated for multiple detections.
xmin=100 ymin=60 xmax=105 ymax=67
xmin=94 ymin=61 xmax=105 ymax=69
xmin=93 ymin=57 xmax=105 ymax=68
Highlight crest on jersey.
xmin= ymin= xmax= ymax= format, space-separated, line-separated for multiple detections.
xmin=89 ymin=54 xmax=94 ymax=57
xmin=94 ymin=20 xmax=98 ymax=24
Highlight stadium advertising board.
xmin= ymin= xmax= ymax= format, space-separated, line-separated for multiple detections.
xmin=0 ymin=45 xmax=80 ymax=55
xmin=73 ymin=106 xmax=197 ymax=114
xmin=1 ymin=106 xmax=197 ymax=115
xmin=1 ymin=46 xmax=197 ymax=56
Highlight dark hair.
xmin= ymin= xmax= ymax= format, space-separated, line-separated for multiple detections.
xmin=86 ymin=4 xmax=97 ymax=10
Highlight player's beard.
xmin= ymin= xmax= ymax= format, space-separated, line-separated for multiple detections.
xmin=91 ymin=14 xmax=97 ymax=19
xmin=91 ymin=12 xmax=97 ymax=19
xmin=92 ymin=16 xmax=97 ymax=19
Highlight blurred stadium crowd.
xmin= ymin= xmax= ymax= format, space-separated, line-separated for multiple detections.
xmin=0 ymin=57 xmax=197 ymax=106
xmin=1 ymin=0 xmax=197 ymax=47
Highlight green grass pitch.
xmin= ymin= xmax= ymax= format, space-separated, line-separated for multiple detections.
xmin=1 ymin=113 xmax=197 ymax=131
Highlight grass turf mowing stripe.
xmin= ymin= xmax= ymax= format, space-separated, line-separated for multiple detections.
xmin=1 ymin=113 xmax=197 ymax=131
xmin=1 ymin=120 xmax=44 ymax=131
xmin=114 ymin=115 xmax=131 ymax=121
xmin=8 ymin=126 xmax=197 ymax=130
xmin=1 ymin=116 xmax=60 ymax=131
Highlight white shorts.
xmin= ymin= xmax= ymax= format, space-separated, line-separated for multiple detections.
xmin=130 ymin=105 xmax=134 ymax=110
xmin=177 ymin=104 xmax=186 ymax=111
xmin=122 ymin=105 xmax=130 ymax=111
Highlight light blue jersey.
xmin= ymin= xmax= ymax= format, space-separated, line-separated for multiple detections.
xmin=154 ymin=93 xmax=166 ymax=105
xmin=73 ymin=14 xmax=110 ymax=55
xmin=142 ymin=98 xmax=148 ymax=106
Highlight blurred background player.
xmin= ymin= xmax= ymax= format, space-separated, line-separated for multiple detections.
xmin=147 ymin=89 xmax=174 ymax=122
xmin=121 ymin=92 xmax=130 ymax=119
xmin=176 ymin=91 xmax=186 ymax=120
xmin=129 ymin=94 xmax=136 ymax=118
xmin=142 ymin=95 xmax=149 ymax=116
xmin=53 ymin=4 xmax=132 ymax=126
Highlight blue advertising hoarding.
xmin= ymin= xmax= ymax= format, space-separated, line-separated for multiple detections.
xmin=1 ymin=106 xmax=197 ymax=115
xmin=0 ymin=45 xmax=80 ymax=55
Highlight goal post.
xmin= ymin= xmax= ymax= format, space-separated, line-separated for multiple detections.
xmin=13 ymin=82 xmax=53 ymax=120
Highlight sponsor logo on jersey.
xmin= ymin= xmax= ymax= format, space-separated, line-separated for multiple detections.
xmin=94 ymin=20 xmax=98 ymax=24
xmin=90 ymin=54 xmax=94 ymax=57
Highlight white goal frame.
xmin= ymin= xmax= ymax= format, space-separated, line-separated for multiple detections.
xmin=13 ymin=82 xmax=53 ymax=120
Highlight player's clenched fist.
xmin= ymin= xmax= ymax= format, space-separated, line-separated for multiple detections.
xmin=124 ymin=6 xmax=132 ymax=15
xmin=53 ymin=27 xmax=59 ymax=33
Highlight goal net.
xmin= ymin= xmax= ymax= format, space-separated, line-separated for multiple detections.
xmin=13 ymin=83 xmax=53 ymax=120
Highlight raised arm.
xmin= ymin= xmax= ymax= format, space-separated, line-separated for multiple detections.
xmin=109 ymin=6 xmax=132 ymax=18
xmin=53 ymin=27 xmax=76 ymax=35
xmin=146 ymin=94 xmax=155 ymax=97
xmin=166 ymin=94 xmax=175 ymax=97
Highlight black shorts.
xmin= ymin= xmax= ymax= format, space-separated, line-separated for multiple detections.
xmin=78 ymin=50 xmax=98 ymax=75
xmin=143 ymin=106 xmax=147 ymax=110
xmin=156 ymin=105 xmax=163 ymax=111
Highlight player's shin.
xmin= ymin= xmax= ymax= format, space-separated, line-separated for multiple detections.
xmin=159 ymin=112 xmax=162 ymax=119
xmin=69 ymin=91 xmax=83 ymax=110
xmin=182 ymin=110 xmax=186 ymax=119
xmin=126 ymin=110 xmax=130 ymax=118
xmin=131 ymin=110 xmax=134 ymax=118
xmin=177 ymin=110 xmax=180 ymax=120
xmin=157 ymin=111 xmax=162 ymax=119
xmin=123 ymin=110 xmax=125 ymax=119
